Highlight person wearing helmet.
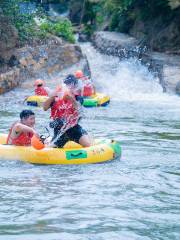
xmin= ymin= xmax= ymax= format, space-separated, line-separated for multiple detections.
xmin=43 ymin=74 xmax=92 ymax=148
xmin=75 ymin=70 xmax=84 ymax=79
xmin=75 ymin=70 xmax=95 ymax=97
xmin=63 ymin=74 xmax=84 ymax=104
xmin=6 ymin=110 xmax=39 ymax=146
xmin=34 ymin=79 xmax=51 ymax=96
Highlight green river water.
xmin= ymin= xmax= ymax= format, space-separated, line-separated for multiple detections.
xmin=0 ymin=43 xmax=179 ymax=240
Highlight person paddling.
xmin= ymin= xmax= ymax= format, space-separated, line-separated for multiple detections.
xmin=6 ymin=110 xmax=38 ymax=146
xmin=43 ymin=74 xmax=92 ymax=148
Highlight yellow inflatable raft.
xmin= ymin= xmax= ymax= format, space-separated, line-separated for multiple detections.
xmin=26 ymin=95 xmax=48 ymax=107
xmin=26 ymin=92 xmax=110 ymax=107
xmin=0 ymin=134 xmax=121 ymax=165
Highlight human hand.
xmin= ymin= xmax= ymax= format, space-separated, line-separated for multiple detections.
xmin=33 ymin=130 xmax=39 ymax=138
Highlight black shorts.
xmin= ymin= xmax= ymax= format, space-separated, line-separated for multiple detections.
xmin=52 ymin=124 xmax=87 ymax=148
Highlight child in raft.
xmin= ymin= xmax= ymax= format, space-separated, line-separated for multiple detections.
xmin=34 ymin=79 xmax=51 ymax=96
xmin=74 ymin=70 xmax=96 ymax=97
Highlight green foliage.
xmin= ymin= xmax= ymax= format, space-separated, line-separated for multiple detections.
xmin=0 ymin=0 xmax=46 ymax=43
xmin=40 ymin=19 xmax=75 ymax=43
xmin=0 ymin=0 xmax=75 ymax=44
xmin=102 ymin=0 xmax=134 ymax=13
xmin=79 ymin=0 xmax=177 ymax=34
xmin=79 ymin=0 xmax=136 ymax=33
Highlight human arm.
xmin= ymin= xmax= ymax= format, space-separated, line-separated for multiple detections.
xmin=43 ymin=96 xmax=55 ymax=111
xmin=13 ymin=123 xmax=38 ymax=137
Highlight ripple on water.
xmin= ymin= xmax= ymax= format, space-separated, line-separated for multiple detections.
xmin=0 ymin=43 xmax=180 ymax=240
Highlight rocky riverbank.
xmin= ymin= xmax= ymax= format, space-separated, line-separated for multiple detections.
xmin=0 ymin=5 xmax=88 ymax=95
xmin=93 ymin=31 xmax=180 ymax=95
xmin=0 ymin=35 xmax=88 ymax=94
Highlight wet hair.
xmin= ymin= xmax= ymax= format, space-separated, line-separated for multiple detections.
xmin=63 ymin=74 xmax=78 ymax=86
xmin=20 ymin=110 xmax=35 ymax=120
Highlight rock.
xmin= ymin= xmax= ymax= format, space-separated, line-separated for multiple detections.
xmin=0 ymin=36 xmax=88 ymax=94
xmin=129 ymin=9 xmax=180 ymax=53
xmin=0 ymin=10 xmax=89 ymax=94
xmin=163 ymin=64 xmax=180 ymax=93
xmin=0 ymin=67 xmax=20 ymax=94
xmin=0 ymin=15 xmax=19 ymax=60
xmin=175 ymin=81 xmax=180 ymax=95
xmin=13 ymin=38 xmax=83 ymax=77
xmin=78 ymin=33 xmax=90 ymax=42
xmin=8 ymin=55 xmax=20 ymax=67
xmin=148 ymin=52 xmax=180 ymax=93
xmin=93 ymin=31 xmax=143 ymax=59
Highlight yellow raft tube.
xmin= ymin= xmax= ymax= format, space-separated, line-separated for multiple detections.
xmin=26 ymin=95 xmax=48 ymax=107
xmin=0 ymin=134 xmax=121 ymax=165
xmin=26 ymin=92 xmax=110 ymax=107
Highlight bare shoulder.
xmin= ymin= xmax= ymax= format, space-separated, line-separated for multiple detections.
xmin=13 ymin=123 xmax=23 ymax=133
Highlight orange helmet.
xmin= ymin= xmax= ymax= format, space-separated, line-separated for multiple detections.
xmin=34 ymin=79 xmax=45 ymax=87
xmin=75 ymin=70 xmax=83 ymax=79
xmin=31 ymin=135 xmax=45 ymax=150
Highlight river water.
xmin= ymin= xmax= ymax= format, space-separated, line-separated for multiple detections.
xmin=0 ymin=43 xmax=180 ymax=240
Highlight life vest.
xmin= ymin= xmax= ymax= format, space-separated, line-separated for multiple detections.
xmin=81 ymin=77 xmax=94 ymax=97
xmin=51 ymin=96 xmax=79 ymax=126
xmin=6 ymin=123 xmax=33 ymax=146
xmin=83 ymin=85 xmax=93 ymax=96
xmin=35 ymin=87 xmax=48 ymax=96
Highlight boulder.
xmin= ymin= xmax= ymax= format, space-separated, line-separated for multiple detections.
xmin=0 ymin=14 xmax=19 ymax=60
xmin=93 ymin=31 xmax=142 ymax=59
xmin=175 ymin=81 xmax=180 ymax=95
xmin=0 ymin=36 xmax=89 ymax=94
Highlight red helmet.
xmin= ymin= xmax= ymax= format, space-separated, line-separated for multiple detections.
xmin=34 ymin=79 xmax=45 ymax=87
xmin=75 ymin=70 xmax=83 ymax=79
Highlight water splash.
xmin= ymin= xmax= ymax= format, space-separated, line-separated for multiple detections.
xmin=80 ymin=42 xmax=180 ymax=105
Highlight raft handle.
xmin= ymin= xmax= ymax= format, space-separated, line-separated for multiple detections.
xmin=70 ymin=152 xmax=83 ymax=157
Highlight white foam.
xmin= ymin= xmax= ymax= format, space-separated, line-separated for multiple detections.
xmin=80 ymin=43 xmax=180 ymax=107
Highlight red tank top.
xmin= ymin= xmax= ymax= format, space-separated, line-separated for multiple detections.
xmin=83 ymin=85 xmax=93 ymax=96
xmin=51 ymin=97 xmax=79 ymax=126
xmin=35 ymin=87 xmax=48 ymax=96
xmin=81 ymin=77 xmax=93 ymax=96
xmin=6 ymin=123 xmax=33 ymax=146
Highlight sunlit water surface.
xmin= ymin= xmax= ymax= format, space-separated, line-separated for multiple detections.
xmin=0 ymin=43 xmax=180 ymax=240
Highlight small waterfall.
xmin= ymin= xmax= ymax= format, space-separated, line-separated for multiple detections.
xmin=80 ymin=42 xmax=180 ymax=105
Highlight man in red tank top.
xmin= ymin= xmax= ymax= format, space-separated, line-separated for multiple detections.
xmin=6 ymin=110 xmax=38 ymax=146
xmin=43 ymin=75 xmax=92 ymax=148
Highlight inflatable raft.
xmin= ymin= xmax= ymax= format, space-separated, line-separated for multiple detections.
xmin=0 ymin=134 xmax=121 ymax=165
xmin=26 ymin=95 xmax=48 ymax=107
xmin=83 ymin=93 xmax=110 ymax=107
xmin=26 ymin=93 xmax=110 ymax=107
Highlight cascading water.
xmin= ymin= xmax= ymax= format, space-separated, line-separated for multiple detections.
xmin=0 ymin=42 xmax=180 ymax=240
xmin=81 ymin=42 xmax=177 ymax=102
